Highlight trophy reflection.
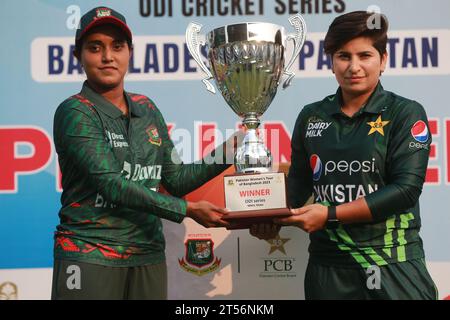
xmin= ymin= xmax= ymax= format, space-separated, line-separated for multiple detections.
xmin=186 ymin=15 xmax=307 ymax=229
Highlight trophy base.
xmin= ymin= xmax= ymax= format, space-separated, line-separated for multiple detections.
xmin=223 ymin=208 xmax=291 ymax=230
xmin=223 ymin=171 xmax=291 ymax=229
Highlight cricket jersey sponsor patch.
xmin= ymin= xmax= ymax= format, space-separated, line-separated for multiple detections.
xmin=105 ymin=130 xmax=129 ymax=148
xmin=305 ymin=117 xmax=332 ymax=138
xmin=411 ymin=120 xmax=429 ymax=143
xmin=310 ymin=154 xmax=323 ymax=181
xmin=122 ymin=161 xmax=162 ymax=181
xmin=311 ymin=155 xmax=378 ymax=180
xmin=409 ymin=120 xmax=430 ymax=150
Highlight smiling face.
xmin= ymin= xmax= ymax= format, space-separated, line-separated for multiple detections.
xmin=79 ymin=24 xmax=131 ymax=91
xmin=332 ymin=36 xmax=387 ymax=98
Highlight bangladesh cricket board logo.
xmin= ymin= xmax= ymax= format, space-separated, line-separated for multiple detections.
xmin=146 ymin=125 xmax=162 ymax=146
xmin=96 ymin=8 xmax=112 ymax=18
xmin=178 ymin=238 xmax=221 ymax=276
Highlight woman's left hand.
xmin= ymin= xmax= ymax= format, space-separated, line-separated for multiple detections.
xmin=274 ymin=204 xmax=329 ymax=233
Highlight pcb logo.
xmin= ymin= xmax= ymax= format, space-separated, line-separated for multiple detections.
xmin=146 ymin=125 xmax=162 ymax=146
xmin=178 ymin=238 xmax=221 ymax=276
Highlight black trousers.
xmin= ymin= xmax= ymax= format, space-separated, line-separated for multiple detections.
xmin=305 ymin=258 xmax=438 ymax=300
xmin=51 ymin=259 xmax=167 ymax=300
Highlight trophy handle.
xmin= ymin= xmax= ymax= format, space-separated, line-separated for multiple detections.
xmin=185 ymin=22 xmax=216 ymax=94
xmin=282 ymin=14 xmax=307 ymax=89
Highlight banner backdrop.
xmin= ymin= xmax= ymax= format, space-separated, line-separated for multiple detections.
xmin=1 ymin=0 xmax=449 ymax=300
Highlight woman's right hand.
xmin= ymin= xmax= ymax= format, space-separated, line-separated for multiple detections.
xmin=186 ymin=200 xmax=230 ymax=228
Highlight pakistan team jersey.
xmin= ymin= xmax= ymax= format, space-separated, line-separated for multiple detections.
xmin=53 ymin=81 xmax=229 ymax=267
xmin=288 ymin=82 xmax=431 ymax=268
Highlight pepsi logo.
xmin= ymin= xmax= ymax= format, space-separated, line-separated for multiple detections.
xmin=411 ymin=120 xmax=429 ymax=143
xmin=310 ymin=154 xmax=322 ymax=181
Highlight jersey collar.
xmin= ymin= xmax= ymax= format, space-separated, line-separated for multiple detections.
xmin=324 ymin=82 xmax=388 ymax=116
xmin=80 ymin=81 xmax=143 ymax=119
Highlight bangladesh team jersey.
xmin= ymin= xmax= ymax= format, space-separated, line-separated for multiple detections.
xmin=53 ymin=81 xmax=229 ymax=267
xmin=288 ymin=82 xmax=431 ymax=268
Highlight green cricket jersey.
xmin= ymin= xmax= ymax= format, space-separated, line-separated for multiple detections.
xmin=288 ymin=82 xmax=431 ymax=268
xmin=53 ymin=81 xmax=229 ymax=267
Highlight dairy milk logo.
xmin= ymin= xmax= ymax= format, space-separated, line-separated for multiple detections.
xmin=411 ymin=120 xmax=429 ymax=143
xmin=305 ymin=119 xmax=332 ymax=138
xmin=310 ymin=154 xmax=322 ymax=181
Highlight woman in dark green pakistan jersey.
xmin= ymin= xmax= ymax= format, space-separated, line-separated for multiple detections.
xmin=51 ymin=6 xmax=241 ymax=300
xmin=250 ymin=11 xmax=437 ymax=300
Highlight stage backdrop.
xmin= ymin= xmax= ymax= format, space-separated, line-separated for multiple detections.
xmin=1 ymin=0 xmax=449 ymax=300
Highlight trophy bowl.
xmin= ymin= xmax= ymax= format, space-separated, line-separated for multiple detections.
xmin=186 ymin=15 xmax=307 ymax=229
xmin=208 ymin=22 xmax=285 ymax=173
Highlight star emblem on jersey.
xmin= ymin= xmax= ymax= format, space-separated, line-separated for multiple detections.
xmin=266 ymin=234 xmax=290 ymax=255
xmin=146 ymin=125 xmax=162 ymax=146
xmin=367 ymin=115 xmax=390 ymax=136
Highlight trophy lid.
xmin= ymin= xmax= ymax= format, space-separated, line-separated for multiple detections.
xmin=207 ymin=22 xmax=286 ymax=48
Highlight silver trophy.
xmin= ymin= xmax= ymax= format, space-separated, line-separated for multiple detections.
xmin=186 ymin=14 xmax=306 ymax=173
xmin=186 ymin=16 xmax=306 ymax=228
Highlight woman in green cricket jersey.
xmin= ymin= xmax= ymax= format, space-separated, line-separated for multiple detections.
xmin=51 ymin=7 xmax=239 ymax=299
xmin=252 ymin=11 xmax=437 ymax=300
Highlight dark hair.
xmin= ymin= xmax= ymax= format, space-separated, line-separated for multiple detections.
xmin=73 ymin=26 xmax=132 ymax=60
xmin=324 ymin=11 xmax=388 ymax=57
